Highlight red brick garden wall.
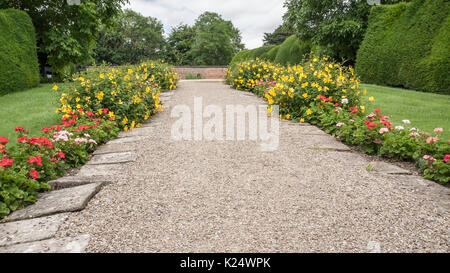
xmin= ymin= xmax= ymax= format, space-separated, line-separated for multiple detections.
xmin=175 ymin=66 xmax=228 ymax=79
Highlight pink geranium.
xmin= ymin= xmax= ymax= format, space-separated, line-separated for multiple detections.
xmin=379 ymin=128 xmax=389 ymax=134
xmin=426 ymin=137 xmax=439 ymax=143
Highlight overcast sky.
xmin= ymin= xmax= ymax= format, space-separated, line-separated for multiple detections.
xmin=124 ymin=0 xmax=286 ymax=49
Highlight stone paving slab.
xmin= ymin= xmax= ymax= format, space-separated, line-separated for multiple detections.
xmin=367 ymin=161 xmax=412 ymax=175
xmin=107 ymin=136 xmax=147 ymax=144
xmin=0 ymin=214 xmax=68 ymax=247
xmin=0 ymin=234 xmax=90 ymax=253
xmin=6 ymin=183 xmax=103 ymax=222
xmin=48 ymin=176 xmax=110 ymax=190
xmin=78 ymin=164 xmax=123 ymax=177
xmin=87 ymin=152 xmax=137 ymax=165
xmin=93 ymin=143 xmax=138 ymax=155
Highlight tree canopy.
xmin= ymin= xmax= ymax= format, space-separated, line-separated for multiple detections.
xmin=1 ymin=0 xmax=128 ymax=75
xmin=164 ymin=24 xmax=196 ymax=65
xmin=263 ymin=24 xmax=295 ymax=46
xmin=188 ymin=12 xmax=244 ymax=66
xmin=94 ymin=9 xmax=166 ymax=65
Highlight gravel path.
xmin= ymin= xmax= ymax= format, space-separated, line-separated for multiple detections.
xmin=57 ymin=81 xmax=450 ymax=253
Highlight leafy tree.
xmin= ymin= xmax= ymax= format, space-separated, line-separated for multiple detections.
xmin=283 ymin=0 xmax=412 ymax=64
xmin=283 ymin=0 xmax=371 ymax=63
xmin=188 ymin=12 xmax=244 ymax=66
xmin=0 ymin=0 xmax=128 ymax=75
xmin=164 ymin=24 xmax=196 ymax=65
xmin=263 ymin=24 xmax=295 ymax=46
xmin=94 ymin=9 xmax=166 ymax=65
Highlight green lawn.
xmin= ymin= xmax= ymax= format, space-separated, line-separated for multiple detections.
xmin=0 ymin=84 xmax=60 ymax=145
xmin=361 ymin=84 xmax=450 ymax=141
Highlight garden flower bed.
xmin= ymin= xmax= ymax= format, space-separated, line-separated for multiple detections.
xmin=0 ymin=61 xmax=178 ymax=219
xmin=226 ymin=58 xmax=449 ymax=184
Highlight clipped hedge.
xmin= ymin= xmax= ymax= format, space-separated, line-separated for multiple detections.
xmin=356 ymin=0 xmax=450 ymax=94
xmin=262 ymin=45 xmax=280 ymax=62
xmin=250 ymin=45 xmax=276 ymax=59
xmin=0 ymin=9 xmax=40 ymax=96
xmin=274 ymin=35 xmax=311 ymax=66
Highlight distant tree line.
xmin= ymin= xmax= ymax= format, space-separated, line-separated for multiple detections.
xmin=0 ymin=1 xmax=244 ymax=78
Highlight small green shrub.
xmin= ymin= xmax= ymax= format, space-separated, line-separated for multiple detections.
xmin=185 ymin=71 xmax=203 ymax=80
xmin=0 ymin=9 xmax=40 ymax=96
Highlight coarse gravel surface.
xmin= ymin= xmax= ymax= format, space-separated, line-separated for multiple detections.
xmin=56 ymin=81 xmax=450 ymax=253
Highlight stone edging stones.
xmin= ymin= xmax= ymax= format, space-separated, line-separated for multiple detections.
xmin=6 ymin=183 xmax=104 ymax=222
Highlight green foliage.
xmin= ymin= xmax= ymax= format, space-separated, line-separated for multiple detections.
xmin=274 ymin=35 xmax=311 ymax=65
xmin=263 ymin=24 xmax=295 ymax=45
xmin=165 ymin=24 xmax=196 ymax=65
xmin=229 ymin=50 xmax=252 ymax=67
xmin=1 ymin=0 xmax=128 ymax=76
xmin=250 ymin=45 xmax=276 ymax=59
xmin=94 ymin=9 xmax=166 ymax=65
xmin=189 ymin=12 xmax=244 ymax=65
xmin=356 ymin=0 xmax=450 ymax=94
xmin=284 ymin=0 xmax=371 ymax=64
xmin=263 ymin=45 xmax=280 ymax=62
xmin=0 ymin=9 xmax=40 ymax=95
xmin=185 ymin=72 xmax=203 ymax=80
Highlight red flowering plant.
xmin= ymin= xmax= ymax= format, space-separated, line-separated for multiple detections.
xmin=0 ymin=134 xmax=51 ymax=218
xmin=8 ymin=126 xmax=65 ymax=182
xmin=48 ymin=109 xmax=119 ymax=167
xmin=0 ymin=111 xmax=119 ymax=218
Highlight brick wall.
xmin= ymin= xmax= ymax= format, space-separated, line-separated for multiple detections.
xmin=175 ymin=66 xmax=228 ymax=79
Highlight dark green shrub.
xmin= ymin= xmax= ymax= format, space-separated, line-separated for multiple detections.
xmin=250 ymin=45 xmax=275 ymax=59
xmin=229 ymin=50 xmax=251 ymax=67
xmin=263 ymin=45 xmax=280 ymax=62
xmin=355 ymin=0 xmax=450 ymax=94
xmin=274 ymin=35 xmax=311 ymax=66
xmin=0 ymin=9 xmax=40 ymax=96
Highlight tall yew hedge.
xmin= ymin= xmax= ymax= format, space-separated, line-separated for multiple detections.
xmin=355 ymin=0 xmax=450 ymax=94
xmin=0 ymin=9 xmax=40 ymax=96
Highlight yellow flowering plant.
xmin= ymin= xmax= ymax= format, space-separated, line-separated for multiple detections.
xmin=56 ymin=62 xmax=177 ymax=131
xmin=227 ymin=57 xmax=363 ymax=121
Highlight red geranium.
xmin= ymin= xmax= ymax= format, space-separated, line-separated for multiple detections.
xmin=41 ymin=128 xmax=51 ymax=133
xmin=0 ymin=158 xmax=14 ymax=167
xmin=15 ymin=126 xmax=24 ymax=132
xmin=367 ymin=122 xmax=378 ymax=129
xmin=17 ymin=136 xmax=28 ymax=143
xmin=28 ymin=170 xmax=39 ymax=180
xmin=57 ymin=151 xmax=65 ymax=158
xmin=27 ymin=156 xmax=43 ymax=166
xmin=0 ymin=136 xmax=9 ymax=144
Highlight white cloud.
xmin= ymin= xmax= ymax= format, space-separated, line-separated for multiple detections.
xmin=124 ymin=0 xmax=286 ymax=49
